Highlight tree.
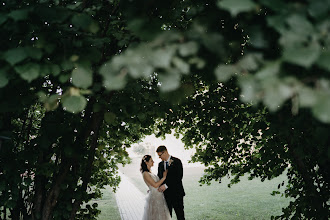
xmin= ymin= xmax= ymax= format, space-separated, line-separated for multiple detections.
xmin=156 ymin=78 xmax=329 ymax=219
xmin=115 ymin=1 xmax=330 ymax=218
xmin=0 ymin=0 xmax=329 ymax=219
xmin=0 ymin=1 xmax=177 ymax=219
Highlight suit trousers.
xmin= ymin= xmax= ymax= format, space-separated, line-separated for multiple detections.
xmin=165 ymin=196 xmax=185 ymax=220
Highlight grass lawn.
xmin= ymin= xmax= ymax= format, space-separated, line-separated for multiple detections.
xmin=92 ymin=186 xmax=121 ymax=220
xmin=117 ymin=157 xmax=291 ymax=220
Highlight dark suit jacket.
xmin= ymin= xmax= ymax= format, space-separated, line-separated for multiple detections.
xmin=158 ymin=156 xmax=185 ymax=198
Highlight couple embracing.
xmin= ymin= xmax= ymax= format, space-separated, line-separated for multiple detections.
xmin=140 ymin=145 xmax=185 ymax=220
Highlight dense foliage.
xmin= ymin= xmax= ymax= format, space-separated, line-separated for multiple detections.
xmin=0 ymin=1 xmax=176 ymax=219
xmin=0 ymin=0 xmax=329 ymax=219
xmin=156 ymin=78 xmax=329 ymax=219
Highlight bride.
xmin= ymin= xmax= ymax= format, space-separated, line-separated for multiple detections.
xmin=141 ymin=155 xmax=171 ymax=220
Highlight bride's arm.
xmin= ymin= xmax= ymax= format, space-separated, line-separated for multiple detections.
xmin=143 ymin=171 xmax=167 ymax=188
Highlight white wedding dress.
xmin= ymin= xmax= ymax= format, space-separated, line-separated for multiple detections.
xmin=142 ymin=172 xmax=171 ymax=220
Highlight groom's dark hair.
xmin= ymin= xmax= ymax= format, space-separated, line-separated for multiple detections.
xmin=156 ymin=145 xmax=167 ymax=152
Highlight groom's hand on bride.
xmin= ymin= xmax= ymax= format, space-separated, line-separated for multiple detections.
xmin=158 ymin=184 xmax=166 ymax=192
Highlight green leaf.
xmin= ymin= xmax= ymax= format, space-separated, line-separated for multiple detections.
xmin=246 ymin=26 xmax=268 ymax=49
xmin=59 ymin=74 xmax=71 ymax=84
xmin=237 ymin=53 xmax=262 ymax=71
xmin=259 ymin=0 xmax=287 ymax=12
xmin=26 ymin=47 xmax=43 ymax=60
xmin=138 ymin=113 xmax=146 ymax=122
xmin=267 ymin=15 xmax=287 ymax=34
xmin=8 ymin=9 xmax=29 ymax=21
xmin=100 ymin=63 xmax=127 ymax=90
xmin=4 ymin=48 xmax=28 ymax=65
xmin=61 ymin=60 xmax=74 ymax=71
xmin=37 ymin=91 xmax=47 ymax=102
xmin=0 ymin=69 xmax=9 ymax=88
xmin=308 ymin=0 xmax=329 ymax=19
xmin=14 ymin=63 xmax=40 ymax=82
xmin=5 ymin=200 xmax=16 ymax=209
xmin=67 ymin=2 xmax=83 ymax=9
xmin=188 ymin=57 xmax=205 ymax=69
xmin=178 ymin=42 xmax=199 ymax=57
xmin=217 ymin=0 xmax=256 ymax=16
xmin=44 ymin=94 xmax=60 ymax=111
xmin=298 ymin=87 xmax=318 ymax=107
xmin=255 ymin=61 xmax=281 ymax=80
xmin=122 ymin=47 xmax=154 ymax=78
xmin=286 ymin=14 xmax=314 ymax=36
xmin=50 ymin=64 xmax=61 ymax=76
xmin=151 ymin=46 xmax=176 ymax=69
xmin=128 ymin=63 xmax=154 ymax=79
xmin=72 ymin=65 xmax=93 ymax=89
xmin=62 ymin=95 xmax=87 ymax=113
xmin=262 ymin=78 xmax=293 ymax=111
xmin=104 ymin=112 xmax=117 ymax=125
xmin=0 ymin=13 xmax=8 ymax=25
xmin=40 ymin=64 xmax=51 ymax=77
xmin=283 ymin=41 xmax=321 ymax=68
xmin=103 ymin=74 xmax=127 ymax=90
xmin=158 ymin=71 xmax=181 ymax=92
xmin=71 ymin=13 xmax=99 ymax=33
xmin=37 ymin=6 xmax=71 ymax=23
xmin=0 ymin=181 xmax=5 ymax=191
xmin=238 ymin=75 xmax=260 ymax=103
xmin=202 ymin=33 xmax=224 ymax=55
xmin=312 ymin=94 xmax=330 ymax=123
xmin=215 ymin=64 xmax=239 ymax=82
xmin=44 ymin=44 xmax=56 ymax=54
xmin=172 ymin=57 xmax=190 ymax=74
xmin=316 ymin=50 xmax=330 ymax=71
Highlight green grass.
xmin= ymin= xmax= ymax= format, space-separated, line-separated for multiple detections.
xmin=93 ymin=186 xmax=121 ymax=220
xmin=117 ymin=157 xmax=291 ymax=220
xmin=182 ymin=168 xmax=290 ymax=220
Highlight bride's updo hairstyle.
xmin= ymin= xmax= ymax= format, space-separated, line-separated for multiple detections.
xmin=140 ymin=155 xmax=151 ymax=173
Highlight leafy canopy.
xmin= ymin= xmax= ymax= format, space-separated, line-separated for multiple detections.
xmin=0 ymin=0 xmax=329 ymax=219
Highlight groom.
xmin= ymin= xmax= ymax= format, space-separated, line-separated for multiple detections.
xmin=157 ymin=145 xmax=185 ymax=220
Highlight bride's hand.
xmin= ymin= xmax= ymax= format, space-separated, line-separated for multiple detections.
xmin=163 ymin=169 xmax=168 ymax=178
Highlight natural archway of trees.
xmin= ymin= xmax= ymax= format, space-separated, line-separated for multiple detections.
xmin=0 ymin=0 xmax=329 ymax=219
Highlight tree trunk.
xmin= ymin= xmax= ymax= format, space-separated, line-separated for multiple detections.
xmin=3 ymin=207 xmax=7 ymax=220
xmin=69 ymin=110 xmax=105 ymax=219
xmin=41 ymin=163 xmax=70 ymax=220
xmin=10 ymin=209 xmax=19 ymax=220
xmin=68 ymin=90 xmax=116 ymax=219
xmin=33 ymin=150 xmax=46 ymax=218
